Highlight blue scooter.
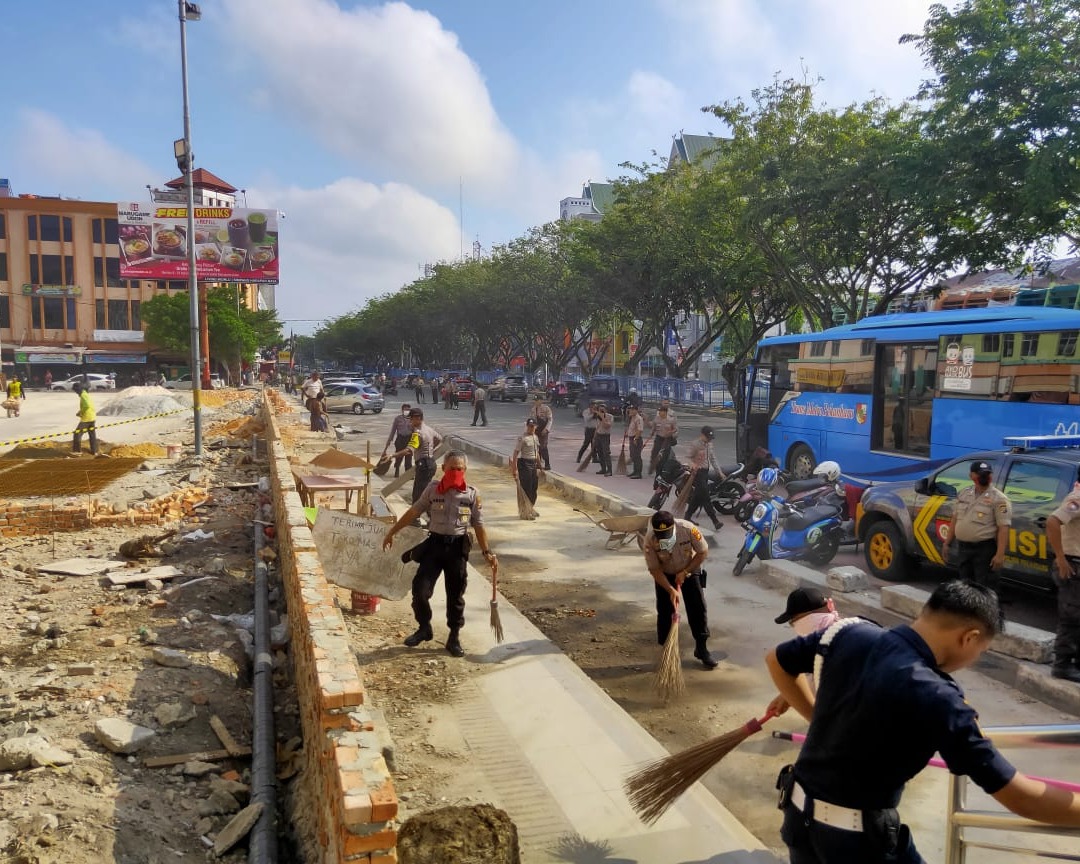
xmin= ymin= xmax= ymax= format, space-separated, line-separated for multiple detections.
xmin=732 ymin=470 xmax=845 ymax=577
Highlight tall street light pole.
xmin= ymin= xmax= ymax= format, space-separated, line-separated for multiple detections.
xmin=177 ymin=0 xmax=202 ymax=455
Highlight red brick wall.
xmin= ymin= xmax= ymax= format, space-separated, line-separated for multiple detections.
xmin=261 ymin=394 xmax=398 ymax=863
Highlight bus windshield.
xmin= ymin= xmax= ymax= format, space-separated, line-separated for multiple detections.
xmin=738 ymin=306 xmax=1080 ymax=484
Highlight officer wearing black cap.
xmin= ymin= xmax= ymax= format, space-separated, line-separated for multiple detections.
xmin=392 ymin=407 xmax=443 ymax=503
xmin=685 ymin=426 xmax=722 ymax=530
xmin=767 ymin=580 xmax=1080 ymax=863
xmin=942 ymin=460 xmax=1011 ymax=593
xmin=642 ymin=510 xmax=717 ymax=668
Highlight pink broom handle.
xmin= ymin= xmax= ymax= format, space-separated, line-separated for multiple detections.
xmin=772 ymin=731 xmax=1080 ymax=794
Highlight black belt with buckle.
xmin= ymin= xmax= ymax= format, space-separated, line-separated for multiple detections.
xmin=430 ymin=533 xmax=465 ymax=544
xmin=958 ymin=538 xmax=995 ymax=547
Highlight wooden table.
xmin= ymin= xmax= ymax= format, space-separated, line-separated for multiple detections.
xmin=292 ymin=473 xmax=368 ymax=512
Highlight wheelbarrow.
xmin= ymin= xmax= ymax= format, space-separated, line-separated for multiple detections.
xmin=575 ymin=509 xmax=651 ymax=551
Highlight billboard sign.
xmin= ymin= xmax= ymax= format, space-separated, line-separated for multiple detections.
xmin=117 ymin=203 xmax=280 ymax=284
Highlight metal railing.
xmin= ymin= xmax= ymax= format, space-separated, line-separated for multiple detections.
xmin=944 ymin=724 xmax=1080 ymax=863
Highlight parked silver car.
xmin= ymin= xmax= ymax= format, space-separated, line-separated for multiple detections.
xmin=324 ymin=383 xmax=384 ymax=414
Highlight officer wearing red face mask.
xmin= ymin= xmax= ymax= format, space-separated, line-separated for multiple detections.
xmin=383 ymin=450 xmax=496 ymax=658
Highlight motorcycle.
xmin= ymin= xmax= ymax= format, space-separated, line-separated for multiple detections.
xmin=732 ymin=474 xmax=845 ymax=577
xmin=647 ymin=445 xmax=692 ymax=510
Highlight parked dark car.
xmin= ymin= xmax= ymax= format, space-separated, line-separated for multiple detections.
xmin=564 ymin=380 xmax=586 ymax=406
xmin=857 ymin=435 xmax=1080 ymax=592
xmin=489 ymin=374 xmax=529 ymax=401
xmin=576 ymin=375 xmax=622 ymax=417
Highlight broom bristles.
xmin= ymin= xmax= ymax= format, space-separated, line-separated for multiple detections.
xmin=672 ymin=469 xmax=696 ymax=517
xmin=489 ymin=600 xmax=504 ymax=644
xmin=616 ymin=444 xmax=628 ymax=475
xmin=624 ymin=723 xmax=759 ymax=824
xmin=577 ymin=447 xmax=594 ymax=472
xmin=654 ymin=614 xmax=684 ymax=701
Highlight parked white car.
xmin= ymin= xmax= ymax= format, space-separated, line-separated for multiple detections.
xmin=165 ymin=373 xmax=224 ymax=390
xmin=51 ymin=373 xmax=116 ymax=391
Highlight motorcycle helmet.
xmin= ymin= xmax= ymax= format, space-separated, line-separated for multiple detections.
xmin=757 ymin=467 xmax=780 ymax=493
xmin=812 ymin=460 xmax=841 ymax=483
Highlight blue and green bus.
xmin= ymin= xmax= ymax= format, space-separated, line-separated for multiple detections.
xmin=737 ymin=306 xmax=1080 ymax=483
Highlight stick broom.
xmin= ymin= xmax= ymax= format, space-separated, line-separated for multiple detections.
xmin=615 ymin=431 xmax=629 ymax=475
xmin=577 ymin=445 xmax=594 ymax=472
xmin=489 ymin=557 xmax=504 ymax=644
xmin=654 ymin=609 xmax=684 ymax=701
xmin=624 ymin=707 xmax=778 ymax=824
xmin=672 ymin=468 xmax=696 ymax=518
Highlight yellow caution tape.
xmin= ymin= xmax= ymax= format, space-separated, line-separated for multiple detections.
xmin=0 ymin=408 xmax=189 ymax=449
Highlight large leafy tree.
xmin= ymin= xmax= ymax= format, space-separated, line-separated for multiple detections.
xmin=141 ymin=288 xmax=282 ymax=381
xmin=903 ymin=0 xmax=1080 ymax=258
xmin=708 ymin=78 xmax=961 ymax=325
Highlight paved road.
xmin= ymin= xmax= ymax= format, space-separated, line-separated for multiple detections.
xmin=353 ymin=395 xmax=1058 ymax=632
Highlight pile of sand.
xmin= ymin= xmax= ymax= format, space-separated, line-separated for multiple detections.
xmin=97 ymin=386 xmax=190 ymax=418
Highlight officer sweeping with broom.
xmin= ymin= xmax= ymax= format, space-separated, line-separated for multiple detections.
xmin=643 ymin=510 xmax=717 ymax=672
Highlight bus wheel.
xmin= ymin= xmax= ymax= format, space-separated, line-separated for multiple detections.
xmin=786 ymin=444 xmax=815 ymax=480
xmin=864 ymin=521 xmax=911 ymax=581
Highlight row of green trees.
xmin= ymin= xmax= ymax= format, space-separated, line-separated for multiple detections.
xmin=318 ymin=1 xmax=1080 ymax=402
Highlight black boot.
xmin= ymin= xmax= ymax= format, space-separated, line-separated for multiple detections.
xmin=694 ymin=639 xmax=718 ymax=669
xmin=404 ymin=626 xmax=433 ymax=647
xmin=1051 ymin=665 xmax=1080 ymax=683
xmin=446 ymin=630 xmax=465 ymax=658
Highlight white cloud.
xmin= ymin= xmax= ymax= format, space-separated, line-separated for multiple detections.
xmin=219 ymin=0 xmax=520 ymax=198
xmin=659 ymin=0 xmax=934 ymax=107
xmin=247 ymin=177 xmax=461 ymax=324
xmin=12 ymin=109 xmax=159 ymax=196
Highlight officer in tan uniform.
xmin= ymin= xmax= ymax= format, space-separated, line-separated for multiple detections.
xmin=528 ymin=394 xmax=554 ymax=470
xmin=1045 ymin=476 xmax=1080 ymax=683
xmin=942 ymin=460 xmax=1011 ymax=594
xmin=391 ymin=407 xmax=443 ymax=503
xmin=383 ymin=450 xmax=496 ymax=657
xmin=642 ymin=509 xmax=717 ymax=668
xmin=648 ymin=402 xmax=679 ymax=474
xmin=626 ymin=404 xmax=646 ymax=478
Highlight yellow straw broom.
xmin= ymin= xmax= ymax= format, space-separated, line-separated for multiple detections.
xmin=615 ymin=431 xmax=629 ymax=475
xmin=515 ymin=475 xmax=538 ymax=520
xmin=624 ymin=706 xmax=778 ymax=824
xmin=489 ymin=557 xmax=504 ymax=644
xmin=654 ymin=609 xmax=684 ymax=702
xmin=672 ymin=468 xmax=696 ymax=518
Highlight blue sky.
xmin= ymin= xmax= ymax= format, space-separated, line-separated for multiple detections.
xmin=0 ymin=0 xmax=939 ymax=333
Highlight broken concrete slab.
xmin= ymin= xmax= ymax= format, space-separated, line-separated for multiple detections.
xmin=94 ymin=718 xmax=156 ymax=754
xmin=106 ymin=565 xmax=184 ymax=587
xmin=38 ymin=558 xmax=120 ymax=577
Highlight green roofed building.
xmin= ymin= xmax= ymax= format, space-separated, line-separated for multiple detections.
xmin=559 ymin=181 xmax=614 ymax=223
xmin=668 ymin=133 xmax=726 ymax=169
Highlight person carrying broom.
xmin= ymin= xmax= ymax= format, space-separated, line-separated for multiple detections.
xmin=510 ymin=418 xmax=541 ymax=520
xmin=382 ymin=450 xmax=497 ymax=658
xmin=767 ymin=580 xmax=1080 ymax=862
xmin=643 ymin=510 xmax=718 ymax=669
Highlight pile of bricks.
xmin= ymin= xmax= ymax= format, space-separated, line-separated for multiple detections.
xmin=262 ymin=394 xmax=398 ymax=863
xmin=0 ymin=487 xmax=211 ymax=538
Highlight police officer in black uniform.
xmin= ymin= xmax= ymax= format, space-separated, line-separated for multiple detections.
xmin=767 ymin=580 xmax=1080 ymax=862
xmin=383 ymin=450 xmax=496 ymax=658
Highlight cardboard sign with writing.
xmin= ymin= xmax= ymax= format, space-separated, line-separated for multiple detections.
xmin=311 ymin=511 xmax=425 ymax=599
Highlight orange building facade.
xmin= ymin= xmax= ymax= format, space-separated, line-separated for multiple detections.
xmin=0 ymin=185 xmax=259 ymax=386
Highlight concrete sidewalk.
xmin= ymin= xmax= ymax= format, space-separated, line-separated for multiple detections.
xmin=420 ymin=553 xmax=780 ymax=864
